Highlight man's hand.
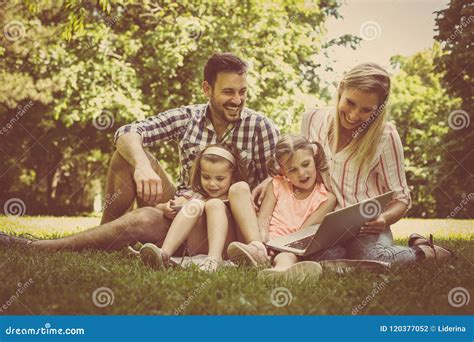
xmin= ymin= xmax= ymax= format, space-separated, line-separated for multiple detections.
xmin=359 ymin=215 xmax=387 ymax=236
xmin=162 ymin=201 xmax=178 ymax=220
xmin=133 ymin=165 xmax=163 ymax=205
xmin=171 ymin=196 xmax=188 ymax=207
xmin=251 ymin=177 xmax=272 ymax=207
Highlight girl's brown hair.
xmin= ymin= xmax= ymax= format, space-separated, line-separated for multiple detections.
xmin=266 ymin=134 xmax=328 ymax=185
xmin=190 ymin=143 xmax=249 ymax=197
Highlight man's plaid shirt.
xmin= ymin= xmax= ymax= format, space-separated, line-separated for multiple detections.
xmin=114 ymin=103 xmax=280 ymax=191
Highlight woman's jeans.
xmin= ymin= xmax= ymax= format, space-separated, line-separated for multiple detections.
xmin=306 ymin=228 xmax=418 ymax=264
xmin=344 ymin=228 xmax=418 ymax=264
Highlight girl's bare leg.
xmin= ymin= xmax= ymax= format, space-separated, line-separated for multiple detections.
xmin=161 ymin=199 xmax=205 ymax=256
xmin=205 ymin=199 xmax=229 ymax=261
xmin=187 ymin=203 xmax=236 ymax=259
xmin=228 ymin=182 xmax=261 ymax=242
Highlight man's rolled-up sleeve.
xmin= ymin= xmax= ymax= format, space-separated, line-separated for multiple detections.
xmin=113 ymin=108 xmax=190 ymax=147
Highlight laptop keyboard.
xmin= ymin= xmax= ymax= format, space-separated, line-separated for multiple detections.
xmin=285 ymin=235 xmax=313 ymax=250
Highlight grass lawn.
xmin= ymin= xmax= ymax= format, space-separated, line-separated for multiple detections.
xmin=0 ymin=216 xmax=473 ymax=315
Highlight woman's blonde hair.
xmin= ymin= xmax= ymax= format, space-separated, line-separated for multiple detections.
xmin=190 ymin=143 xmax=248 ymax=197
xmin=329 ymin=62 xmax=391 ymax=174
xmin=267 ymin=134 xmax=328 ymax=185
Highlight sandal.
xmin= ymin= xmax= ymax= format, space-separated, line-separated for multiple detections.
xmin=408 ymin=233 xmax=430 ymax=247
xmin=408 ymin=233 xmax=455 ymax=261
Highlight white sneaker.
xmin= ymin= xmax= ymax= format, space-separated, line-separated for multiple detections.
xmin=258 ymin=261 xmax=323 ymax=283
xmin=227 ymin=241 xmax=271 ymax=268
xmin=198 ymin=256 xmax=221 ymax=272
xmin=139 ymin=243 xmax=176 ymax=269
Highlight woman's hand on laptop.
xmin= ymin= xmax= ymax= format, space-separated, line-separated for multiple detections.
xmin=359 ymin=215 xmax=387 ymax=236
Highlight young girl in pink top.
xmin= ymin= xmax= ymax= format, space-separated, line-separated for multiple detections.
xmin=228 ymin=134 xmax=341 ymax=282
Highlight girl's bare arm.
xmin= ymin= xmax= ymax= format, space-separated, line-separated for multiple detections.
xmin=300 ymin=192 xmax=337 ymax=229
xmin=257 ymin=182 xmax=277 ymax=242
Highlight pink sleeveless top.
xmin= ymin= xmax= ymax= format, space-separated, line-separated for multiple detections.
xmin=269 ymin=177 xmax=328 ymax=239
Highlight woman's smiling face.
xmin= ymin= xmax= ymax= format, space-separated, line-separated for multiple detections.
xmin=338 ymin=88 xmax=380 ymax=130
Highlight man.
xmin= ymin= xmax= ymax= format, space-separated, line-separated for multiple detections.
xmin=1 ymin=53 xmax=279 ymax=254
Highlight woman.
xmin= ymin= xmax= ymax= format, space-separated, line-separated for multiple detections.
xmin=255 ymin=62 xmax=452 ymax=264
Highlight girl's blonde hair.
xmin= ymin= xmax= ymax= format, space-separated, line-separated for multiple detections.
xmin=190 ymin=143 xmax=248 ymax=197
xmin=267 ymin=134 xmax=328 ymax=185
xmin=329 ymin=62 xmax=391 ymax=174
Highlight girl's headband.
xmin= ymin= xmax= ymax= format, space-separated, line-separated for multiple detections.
xmin=202 ymin=146 xmax=236 ymax=165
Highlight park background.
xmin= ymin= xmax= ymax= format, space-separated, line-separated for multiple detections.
xmin=0 ymin=0 xmax=472 ymax=315
xmin=0 ymin=0 xmax=472 ymax=218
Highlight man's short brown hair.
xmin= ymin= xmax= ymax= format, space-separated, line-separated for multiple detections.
xmin=204 ymin=53 xmax=247 ymax=87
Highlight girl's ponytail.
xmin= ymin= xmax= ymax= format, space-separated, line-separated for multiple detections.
xmin=311 ymin=141 xmax=329 ymax=185
xmin=266 ymin=155 xmax=283 ymax=177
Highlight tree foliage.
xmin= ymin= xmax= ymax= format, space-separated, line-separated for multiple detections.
xmin=390 ymin=44 xmax=465 ymax=217
xmin=1 ymin=0 xmax=356 ymax=214
xmin=432 ymin=0 xmax=473 ymax=219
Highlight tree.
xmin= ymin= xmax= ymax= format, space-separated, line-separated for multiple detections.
xmin=390 ymin=44 xmax=466 ymax=218
xmin=1 ymin=0 xmax=357 ymax=214
xmin=433 ymin=0 xmax=473 ymax=218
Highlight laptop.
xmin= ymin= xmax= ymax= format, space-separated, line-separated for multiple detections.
xmin=265 ymin=191 xmax=394 ymax=256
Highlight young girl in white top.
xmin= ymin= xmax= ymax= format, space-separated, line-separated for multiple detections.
xmin=139 ymin=143 xmax=251 ymax=272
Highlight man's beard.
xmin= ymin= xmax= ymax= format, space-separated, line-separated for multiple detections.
xmin=209 ymin=96 xmax=243 ymax=123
